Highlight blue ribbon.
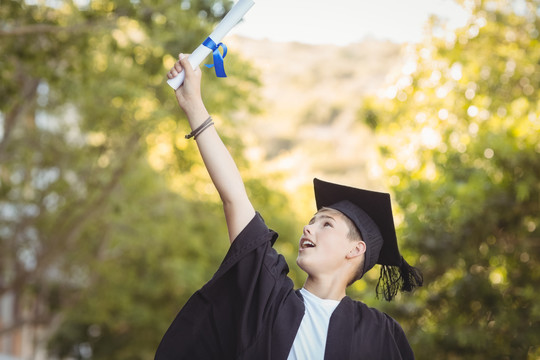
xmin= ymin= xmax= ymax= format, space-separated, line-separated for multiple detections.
xmin=203 ymin=37 xmax=228 ymax=78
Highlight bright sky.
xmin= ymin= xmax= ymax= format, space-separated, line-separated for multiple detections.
xmin=231 ymin=0 xmax=470 ymax=45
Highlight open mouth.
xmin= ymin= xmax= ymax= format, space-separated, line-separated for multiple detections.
xmin=300 ymin=238 xmax=316 ymax=249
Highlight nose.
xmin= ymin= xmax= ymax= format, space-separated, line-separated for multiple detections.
xmin=303 ymin=224 xmax=312 ymax=235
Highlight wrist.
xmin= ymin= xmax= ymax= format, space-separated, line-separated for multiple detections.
xmin=188 ymin=112 xmax=210 ymax=130
xmin=183 ymin=104 xmax=209 ymax=128
xmin=185 ymin=115 xmax=214 ymax=140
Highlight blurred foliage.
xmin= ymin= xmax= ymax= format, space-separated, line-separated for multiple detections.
xmin=355 ymin=0 xmax=540 ymax=358
xmin=0 ymin=0 xmax=298 ymax=358
xmin=3 ymin=0 xmax=540 ymax=358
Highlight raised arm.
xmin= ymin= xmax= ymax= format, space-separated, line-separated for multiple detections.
xmin=167 ymin=54 xmax=255 ymax=242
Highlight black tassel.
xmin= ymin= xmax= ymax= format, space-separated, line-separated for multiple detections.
xmin=399 ymin=257 xmax=423 ymax=292
xmin=376 ymin=257 xmax=423 ymax=301
xmin=376 ymin=265 xmax=401 ymax=301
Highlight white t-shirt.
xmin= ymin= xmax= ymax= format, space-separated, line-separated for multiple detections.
xmin=287 ymin=288 xmax=340 ymax=360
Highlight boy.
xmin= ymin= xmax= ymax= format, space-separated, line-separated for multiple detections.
xmin=155 ymin=54 xmax=422 ymax=360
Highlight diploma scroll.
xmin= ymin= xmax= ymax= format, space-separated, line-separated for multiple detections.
xmin=167 ymin=0 xmax=255 ymax=90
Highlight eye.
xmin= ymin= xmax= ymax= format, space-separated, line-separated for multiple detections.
xmin=324 ymin=221 xmax=333 ymax=228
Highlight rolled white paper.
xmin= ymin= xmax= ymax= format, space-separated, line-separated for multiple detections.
xmin=167 ymin=0 xmax=255 ymax=90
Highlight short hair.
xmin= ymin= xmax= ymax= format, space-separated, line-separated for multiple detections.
xmin=343 ymin=215 xmax=365 ymax=286
xmin=321 ymin=207 xmax=365 ymax=286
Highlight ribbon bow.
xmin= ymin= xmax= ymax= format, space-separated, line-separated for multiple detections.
xmin=203 ymin=37 xmax=228 ymax=78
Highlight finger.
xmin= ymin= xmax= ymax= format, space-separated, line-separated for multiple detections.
xmin=173 ymin=60 xmax=183 ymax=73
xmin=179 ymin=53 xmax=195 ymax=78
xmin=171 ymin=68 xmax=182 ymax=79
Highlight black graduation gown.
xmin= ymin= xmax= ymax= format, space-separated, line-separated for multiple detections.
xmin=155 ymin=213 xmax=414 ymax=360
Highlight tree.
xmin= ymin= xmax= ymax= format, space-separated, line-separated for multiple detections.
xmin=356 ymin=0 xmax=540 ymax=358
xmin=0 ymin=0 xmax=278 ymax=357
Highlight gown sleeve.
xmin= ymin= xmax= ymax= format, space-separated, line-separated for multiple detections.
xmin=387 ymin=315 xmax=415 ymax=360
xmin=155 ymin=212 xmax=296 ymax=360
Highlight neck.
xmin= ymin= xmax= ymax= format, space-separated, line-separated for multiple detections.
xmin=303 ymin=275 xmax=348 ymax=301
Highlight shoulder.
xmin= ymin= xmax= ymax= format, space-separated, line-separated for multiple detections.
xmin=348 ymin=299 xmax=414 ymax=358
xmin=351 ymin=299 xmax=407 ymax=335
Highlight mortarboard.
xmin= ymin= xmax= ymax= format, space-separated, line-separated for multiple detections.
xmin=313 ymin=178 xmax=423 ymax=301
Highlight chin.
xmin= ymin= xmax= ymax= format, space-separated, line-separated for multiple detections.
xmin=296 ymin=255 xmax=311 ymax=274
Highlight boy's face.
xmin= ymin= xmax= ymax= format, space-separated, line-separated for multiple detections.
xmin=296 ymin=208 xmax=363 ymax=280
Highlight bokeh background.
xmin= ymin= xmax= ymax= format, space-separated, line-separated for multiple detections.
xmin=1 ymin=0 xmax=539 ymax=359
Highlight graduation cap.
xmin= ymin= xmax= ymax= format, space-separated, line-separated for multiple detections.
xmin=313 ymin=178 xmax=423 ymax=301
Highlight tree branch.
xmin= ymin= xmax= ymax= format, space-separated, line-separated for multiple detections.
xmin=0 ymin=20 xmax=114 ymax=37
xmin=0 ymin=24 xmax=64 ymax=36
xmin=38 ymin=133 xmax=141 ymax=270
xmin=0 ymin=76 xmax=39 ymax=161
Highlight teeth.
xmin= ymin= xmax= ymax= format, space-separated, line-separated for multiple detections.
xmin=303 ymin=240 xmax=315 ymax=248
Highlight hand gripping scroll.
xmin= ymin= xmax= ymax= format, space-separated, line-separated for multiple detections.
xmin=167 ymin=0 xmax=255 ymax=90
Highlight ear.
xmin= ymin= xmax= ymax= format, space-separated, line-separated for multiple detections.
xmin=346 ymin=241 xmax=366 ymax=260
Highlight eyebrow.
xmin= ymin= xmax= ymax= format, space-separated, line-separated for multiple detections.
xmin=309 ymin=213 xmax=337 ymax=224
